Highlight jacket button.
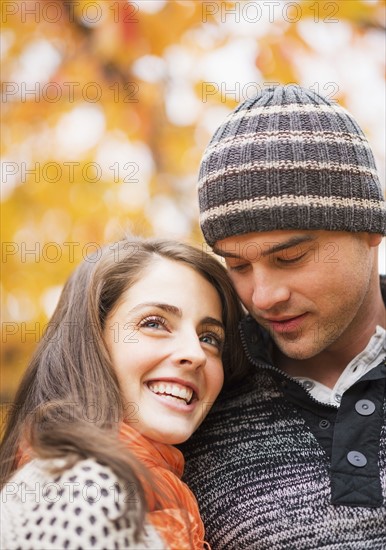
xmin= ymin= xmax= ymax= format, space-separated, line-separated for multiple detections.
xmin=319 ymin=419 xmax=330 ymax=429
xmin=355 ymin=399 xmax=375 ymax=416
xmin=347 ymin=451 xmax=367 ymax=468
xmin=302 ymin=380 xmax=315 ymax=390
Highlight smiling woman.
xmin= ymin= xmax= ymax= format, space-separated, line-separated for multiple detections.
xmin=103 ymin=256 xmax=226 ymax=446
xmin=0 ymin=237 xmax=248 ymax=550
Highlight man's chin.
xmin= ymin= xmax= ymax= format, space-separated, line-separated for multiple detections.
xmin=273 ymin=336 xmax=321 ymax=362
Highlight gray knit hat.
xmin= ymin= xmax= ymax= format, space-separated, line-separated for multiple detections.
xmin=198 ymin=85 xmax=385 ymax=246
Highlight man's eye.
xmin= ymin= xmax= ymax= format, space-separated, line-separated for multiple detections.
xmin=276 ymin=252 xmax=307 ymax=265
xmin=229 ymin=263 xmax=249 ymax=273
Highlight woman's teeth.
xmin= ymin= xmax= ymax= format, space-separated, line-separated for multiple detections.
xmin=147 ymin=381 xmax=194 ymax=405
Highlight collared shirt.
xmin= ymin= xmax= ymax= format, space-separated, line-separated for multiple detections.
xmin=295 ymin=325 xmax=386 ymax=406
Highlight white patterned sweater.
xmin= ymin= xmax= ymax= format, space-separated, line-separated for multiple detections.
xmin=1 ymin=457 xmax=165 ymax=550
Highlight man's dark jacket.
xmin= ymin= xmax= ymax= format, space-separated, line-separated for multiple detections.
xmin=181 ymin=276 xmax=386 ymax=549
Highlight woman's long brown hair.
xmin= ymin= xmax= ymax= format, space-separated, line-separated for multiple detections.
xmin=0 ymin=237 xmax=249 ymax=538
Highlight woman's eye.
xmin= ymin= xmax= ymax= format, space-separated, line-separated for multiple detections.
xmin=139 ymin=316 xmax=167 ymax=330
xmin=200 ymin=333 xmax=224 ymax=350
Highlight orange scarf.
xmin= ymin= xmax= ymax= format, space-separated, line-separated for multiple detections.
xmin=119 ymin=423 xmax=209 ymax=550
xmin=16 ymin=426 xmax=209 ymax=549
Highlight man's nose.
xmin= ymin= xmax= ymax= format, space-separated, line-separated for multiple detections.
xmin=251 ymin=269 xmax=290 ymax=311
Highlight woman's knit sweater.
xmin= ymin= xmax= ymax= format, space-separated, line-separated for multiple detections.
xmin=1 ymin=456 xmax=164 ymax=550
xmin=1 ymin=425 xmax=208 ymax=549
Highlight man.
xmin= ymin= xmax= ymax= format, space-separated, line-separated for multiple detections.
xmin=181 ymin=85 xmax=386 ymax=548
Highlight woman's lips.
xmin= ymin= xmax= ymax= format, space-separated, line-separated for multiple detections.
xmin=144 ymin=381 xmax=199 ymax=413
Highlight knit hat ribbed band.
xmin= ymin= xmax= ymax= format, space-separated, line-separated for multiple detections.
xmin=198 ymin=85 xmax=386 ymax=246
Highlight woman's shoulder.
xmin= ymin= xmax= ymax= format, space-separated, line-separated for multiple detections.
xmin=1 ymin=456 xmax=165 ymax=550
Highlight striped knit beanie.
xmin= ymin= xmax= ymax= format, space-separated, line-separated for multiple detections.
xmin=198 ymin=85 xmax=386 ymax=246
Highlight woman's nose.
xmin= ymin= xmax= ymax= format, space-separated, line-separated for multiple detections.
xmin=171 ymin=331 xmax=207 ymax=369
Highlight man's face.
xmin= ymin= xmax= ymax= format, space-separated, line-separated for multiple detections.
xmin=215 ymin=229 xmax=381 ymax=360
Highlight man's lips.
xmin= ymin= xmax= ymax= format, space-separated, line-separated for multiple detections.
xmin=261 ymin=313 xmax=308 ymax=333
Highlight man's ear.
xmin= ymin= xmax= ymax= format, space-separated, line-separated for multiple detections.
xmin=368 ymin=233 xmax=384 ymax=247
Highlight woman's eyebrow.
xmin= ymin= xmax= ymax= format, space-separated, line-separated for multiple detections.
xmin=201 ymin=317 xmax=225 ymax=332
xmin=128 ymin=302 xmax=182 ymax=317
xmin=127 ymin=304 xmax=225 ymax=331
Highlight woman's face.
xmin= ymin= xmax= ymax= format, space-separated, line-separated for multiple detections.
xmin=104 ymin=257 xmax=225 ymax=445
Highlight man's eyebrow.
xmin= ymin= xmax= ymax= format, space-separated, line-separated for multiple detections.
xmin=212 ymin=245 xmax=239 ymax=258
xmin=128 ymin=302 xmax=182 ymax=317
xmin=260 ymin=235 xmax=316 ymax=257
xmin=213 ymin=235 xmax=316 ymax=259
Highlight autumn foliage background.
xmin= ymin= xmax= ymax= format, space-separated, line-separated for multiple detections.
xmin=1 ymin=0 xmax=385 ymax=402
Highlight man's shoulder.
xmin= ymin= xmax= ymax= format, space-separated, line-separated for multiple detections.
xmin=180 ymin=368 xmax=288 ymax=458
xmin=380 ymin=273 xmax=386 ymax=303
xmin=216 ymin=367 xmax=280 ymax=409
